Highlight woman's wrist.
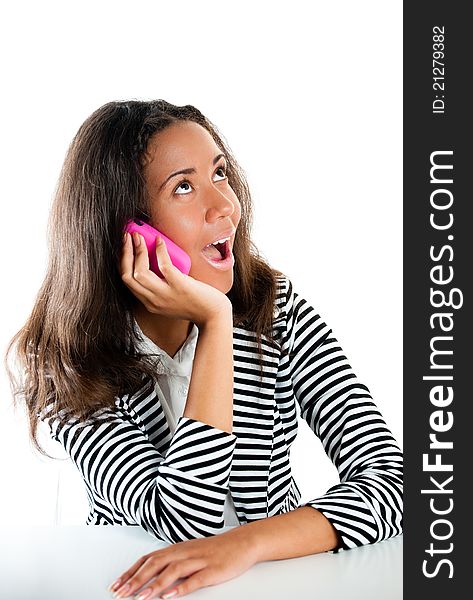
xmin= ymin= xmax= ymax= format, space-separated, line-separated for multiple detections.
xmin=221 ymin=523 xmax=263 ymax=565
xmin=198 ymin=302 xmax=233 ymax=332
xmin=225 ymin=507 xmax=342 ymax=564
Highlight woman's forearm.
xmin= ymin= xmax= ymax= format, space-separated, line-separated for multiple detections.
xmin=109 ymin=506 xmax=342 ymax=599
xmin=183 ymin=310 xmax=234 ymax=434
xmin=229 ymin=506 xmax=342 ymax=562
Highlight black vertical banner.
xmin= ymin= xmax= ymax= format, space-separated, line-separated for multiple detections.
xmin=404 ymin=2 xmax=470 ymax=598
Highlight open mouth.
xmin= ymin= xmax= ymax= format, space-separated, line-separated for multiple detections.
xmin=201 ymin=239 xmax=230 ymax=261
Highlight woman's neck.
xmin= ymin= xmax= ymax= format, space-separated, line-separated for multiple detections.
xmin=133 ymin=301 xmax=193 ymax=358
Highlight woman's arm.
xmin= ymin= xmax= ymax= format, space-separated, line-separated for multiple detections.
xmin=109 ymin=276 xmax=402 ymax=599
xmin=234 ymin=505 xmax=341 ymax=559
xmin=183 ymin=310 xmax=234 ymax=434
xmin=108 ymin=507 xmax=340 ymax=599
xmin=41 ymin=386 xmax=237 ymax=543
xmin=122 ymin=229 xmax=235 ymax=437
xmin=283 ymin=277 xmax=403 ymax=549
xmin=42 ymin=235 xmax=238 ymax=544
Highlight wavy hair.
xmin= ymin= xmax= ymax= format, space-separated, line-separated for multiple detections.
xmin=4 ymin=99 xmax=284 ymax=457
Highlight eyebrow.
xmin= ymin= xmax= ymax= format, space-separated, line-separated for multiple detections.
xmin=158 ymin=153 xmax=226 ymax=191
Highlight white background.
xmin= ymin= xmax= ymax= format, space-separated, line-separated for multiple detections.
xmin=0 ymin=1 xmax=402 ymax=525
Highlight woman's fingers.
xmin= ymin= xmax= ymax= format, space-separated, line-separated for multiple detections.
xmin=131 ymin=232 xmax=153 ymax=283
xmin=153 ymin=234 xmax=171 ymax=277
xmin=108 ymin=552 xmax=158 ymax=596
xmin=138 ymin=558 xmax=207 ymax=599
xmin=112 ymin=557 xmax=206 ymax=599
xmin=119 ymin=232 xmax=149 ymax=296
xmin=170 ymin=568 xmax=215 ymax=598
xmin=119 ymin=232 xmax=134 ymax=279
xmin=120 ymin=232 xmax=166 ymax=305
xmin=130 ymin=232 xmax=178 ymax=287
xmin=108 ymin=532 xmax=258 ymax=599
xmin=108 ymin=554 xmax=148 ymax=595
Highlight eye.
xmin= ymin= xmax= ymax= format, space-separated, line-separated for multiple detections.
xmin=174 ymin=180 xmax=192 ymax=195
xmin=214 ymin=165 xmax=227 ymax=181
xmin=173 ymin=163 xmax=228 ymax=195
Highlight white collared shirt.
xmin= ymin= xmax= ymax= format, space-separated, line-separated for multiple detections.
xmin=133 ymin=318 xmax=240 ymax=527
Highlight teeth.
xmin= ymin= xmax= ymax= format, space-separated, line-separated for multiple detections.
xmin=205 ymin=236 xmax=230 ymax=248
xmin=214 ymin=237 xmax=230 ymax=245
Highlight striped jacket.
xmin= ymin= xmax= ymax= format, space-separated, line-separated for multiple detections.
xmin=44 ymin=274 xmax=403 ymax=549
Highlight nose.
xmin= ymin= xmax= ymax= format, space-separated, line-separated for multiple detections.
xmin=205 ymin=186 xmax=235 ymax=222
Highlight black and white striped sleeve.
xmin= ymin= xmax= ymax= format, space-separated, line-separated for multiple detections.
xmin=42 ymin=387 xmax=237 ymax=543
xmin=283 ymin=277 xmax=403 ymax=550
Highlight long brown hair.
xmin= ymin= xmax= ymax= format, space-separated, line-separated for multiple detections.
xmin=4 ymin=99 xmax=285 ymax=457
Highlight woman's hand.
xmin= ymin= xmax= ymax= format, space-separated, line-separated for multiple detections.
xmin=108 ymin=527 xmax=258 ymax=599
xmin=120 ymin=232 xmax=232 ymax=329
xmin=108 ymin=508 xmax=341 ymax=599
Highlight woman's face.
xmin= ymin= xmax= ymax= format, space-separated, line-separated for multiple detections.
xmin=143 ymin=121 xmax=241 ymax=293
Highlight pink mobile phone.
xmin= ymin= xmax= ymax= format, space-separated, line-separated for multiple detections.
xmin=124 ymin=219 xmax=191 ymax=278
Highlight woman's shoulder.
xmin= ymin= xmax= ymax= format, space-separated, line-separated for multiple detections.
xmin=271 ymin=272 xmax=332 ymax=343
xmin=273 ymin=273 xmax=290 ymax=316
xmin=272 ymin=272 xmax=303 ymax=320
xmin=272 ymin=272 xmax=326 ymax=316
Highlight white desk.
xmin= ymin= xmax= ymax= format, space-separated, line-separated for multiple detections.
xmin=2 ymin=525 xmax=402 ymax=600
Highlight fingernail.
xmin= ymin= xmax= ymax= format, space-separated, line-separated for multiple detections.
xmin=156 ymin=235 xmax=162 ymax=245
xmin=133 ymin=232 xmax=141 ymax=246
xmin=108 ymin=579 xmax=122 ymax=592
xmin=161 ymin=590 xmax=178 ymax=599
xmin=135 ymin=589 xmax=152 ymax=600
xmin=123 ymin=233 xmax=128 ymax=245
xmin=113 ymin=583 xmax=131 ymax=598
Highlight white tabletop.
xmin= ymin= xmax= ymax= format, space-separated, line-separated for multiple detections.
xmin=2 ymin=525 xmax=402 ymax=600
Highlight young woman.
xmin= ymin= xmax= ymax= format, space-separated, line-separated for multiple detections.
xmin=5 ymin=100 xmax=403 ymax=600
